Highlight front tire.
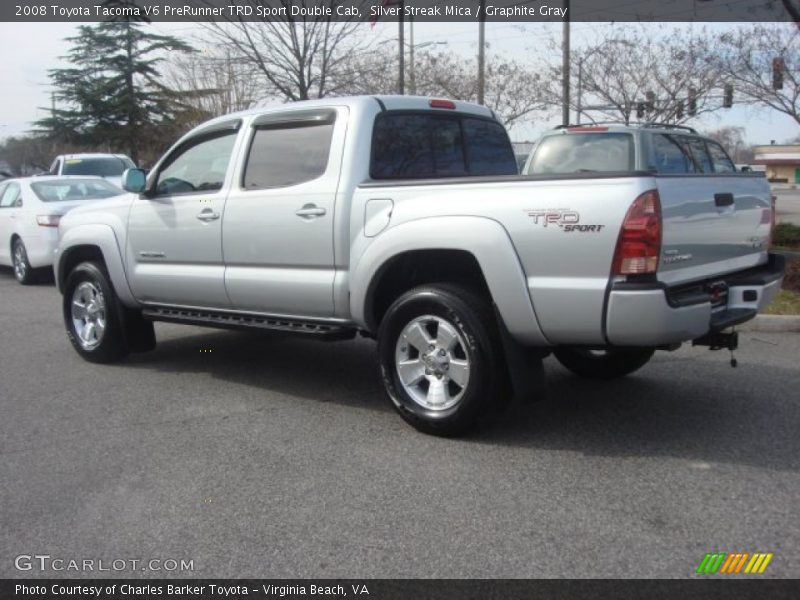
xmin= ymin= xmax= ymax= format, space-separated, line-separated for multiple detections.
xmin=63 ymin=261 xmax=130 ymax=363
xmin=377 ymin=284 xmax=510 ymax=436
xmin=12 ymin=238 xmax=36 ymax=285
xmin=553 ymin=347 xmax=655 ymax=379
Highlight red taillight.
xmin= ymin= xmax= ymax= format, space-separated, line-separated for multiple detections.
xmin=429 ymin=99 xmax=456 ymax=109
xmin=612 ymin=190 xmax=662 ymax=275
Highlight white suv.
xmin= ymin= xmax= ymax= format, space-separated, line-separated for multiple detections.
xmin=48 ymin=154 xmax=136 ymax=188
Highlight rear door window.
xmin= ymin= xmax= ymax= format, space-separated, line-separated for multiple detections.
xmin=680 ymin=136 xmax=714 ymax=173
xmin=526 ymin=132 xmax=634 ymax=174
xmin=651 ymin=134 xmax=696 ymax=174
xmin=370 ymin=113 xmax=516 ymax=179
xmin=706 ymin=141 xmax=736 ymax=173
xmin=0 ymin=183 xmax=20 ymax=207
xmin=243 ymin=121 xmax=335 ymax=189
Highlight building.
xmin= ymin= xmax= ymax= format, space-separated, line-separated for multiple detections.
xmin=752 ymin=144 xmax=800 ymax=184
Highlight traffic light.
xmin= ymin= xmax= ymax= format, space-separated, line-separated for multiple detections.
xmin=773 ymin=57 xmax=785 ymax=90
xmin=723 ymin=84 xmax=733 ymax=108
xmin=645 ymin=91 xmax=656 ymax=112
xmin=636 ymin=102 xmax=645 ymax=119
xmin=676 ymin=100 xmax=684 ymax=119
xmin=688 ymin=88 xmax=697 ymax=117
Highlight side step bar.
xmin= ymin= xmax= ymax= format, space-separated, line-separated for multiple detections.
xmin=141 ymin=305 xmax=356 ymax=341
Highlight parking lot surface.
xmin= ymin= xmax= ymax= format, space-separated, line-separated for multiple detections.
xmin=1 ymin=269 xmax=799 ymax=578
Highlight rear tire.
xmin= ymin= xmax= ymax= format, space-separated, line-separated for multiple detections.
xmin=377 ymin=284 xmax=510 ymax=436
xmin=63 ymin=261 xmax=130 ymax=363
xmin=553 ymin=347 xmax=655 ymax=379
xmin=12 ymin=238 xmax=36 ymax=285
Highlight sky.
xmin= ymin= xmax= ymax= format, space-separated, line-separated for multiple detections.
xmin=0 ymin=20 xmax=797 ymax=146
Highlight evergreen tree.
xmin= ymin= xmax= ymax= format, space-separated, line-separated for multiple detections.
xmin=36 ymin=21 xmax=193 ymax=164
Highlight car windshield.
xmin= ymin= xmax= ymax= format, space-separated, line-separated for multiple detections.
xmin=526 ymin=133 xmax=635 ymax=174
xmin=31 ymin=179 xmax=123 ymax=202
xmin=61 ymin=157 xmax=134 ymax=177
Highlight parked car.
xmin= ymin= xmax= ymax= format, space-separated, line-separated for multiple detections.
xmin=0 ymin=176 xmax=124 ymax=284
xmin=48 ymin=153 xmax=135 ymax=188
xmin=54 ymin=97 xmax=783 ymax=436
xmin=522 ymin=122 xmax=741 ymax=175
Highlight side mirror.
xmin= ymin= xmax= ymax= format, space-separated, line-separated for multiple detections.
xmin=740 ymin=166 xmax=752 ymax=172
xmin=122 ymin=168 xmax=147 ymax=194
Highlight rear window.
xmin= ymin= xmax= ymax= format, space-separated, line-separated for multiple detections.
xmin=370 ymin=113 xmax=516 ymax=179
xmin=62 ymin=157 xmax=135 ymax=177
xmin=525 ymin=132 xmax=635 ymax=174
xmin=31 ymin=179 xmax=123 ymax=202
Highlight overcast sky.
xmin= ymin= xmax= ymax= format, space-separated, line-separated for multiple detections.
xmin=0 ymin=20 xmax=797 ymax=145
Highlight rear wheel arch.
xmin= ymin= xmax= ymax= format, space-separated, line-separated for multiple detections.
xmin=365 ymin=249 xmax=493 ymax=332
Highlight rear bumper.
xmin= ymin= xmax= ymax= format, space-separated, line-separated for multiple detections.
xmin=605 ymin=253 xmax=785 ymax=346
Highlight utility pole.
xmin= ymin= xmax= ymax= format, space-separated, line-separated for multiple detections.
xmin=478 ymin=0 xmax=486 ymax=104
xmin=409 ymin=15 xmax=415 ymax=95
xmin=561 ymin=0 xmax=570 ymax=126
xmin=576 ymin=58 xmax=583 ymax=124
xmin=398 ymin=1 xmax=405 ymax=95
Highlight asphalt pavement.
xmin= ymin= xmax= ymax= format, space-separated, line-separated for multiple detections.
xmin=1 ymin=268 xmax=799 ymax=579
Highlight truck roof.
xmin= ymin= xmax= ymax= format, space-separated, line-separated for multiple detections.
xmin=195 ymin=95 xmax=496 ymax=133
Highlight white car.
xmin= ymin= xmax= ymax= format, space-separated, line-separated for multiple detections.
xmin=0 ymin=176 xmax=124 ymax=284
xmin=47 ymin=153 xmax=136 ymax=188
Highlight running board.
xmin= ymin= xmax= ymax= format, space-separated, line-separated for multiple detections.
xmin=141 ymin=305 xmax=356 ymax=341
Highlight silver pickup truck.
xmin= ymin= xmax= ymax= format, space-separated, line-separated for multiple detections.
xmin=54 ymin=96 xmax=784 ymax=435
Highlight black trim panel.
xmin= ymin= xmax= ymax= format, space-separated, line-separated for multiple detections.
xmin=252 ymin=109 xmax=336 ymax=129
xmin=610 ymin=253 xmax=785 ymax=309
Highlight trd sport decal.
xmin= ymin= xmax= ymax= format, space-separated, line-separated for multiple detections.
xmin=524 ymin=209 xmax=605 ymax=232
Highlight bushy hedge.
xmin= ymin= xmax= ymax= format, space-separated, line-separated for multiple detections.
xmin=773 ymin=223 xmax=800 ymax=248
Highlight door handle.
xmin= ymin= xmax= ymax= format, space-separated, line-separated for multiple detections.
xmin=714 ymin=193 xmax=734 ymax=208
xmin=295 ymin=204 xmax=326 ymax=219
xmin=196 ymin=208 xmax=220 ymax=222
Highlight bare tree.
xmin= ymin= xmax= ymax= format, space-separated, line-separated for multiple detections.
xmin=168 ymin=47 xmax=261 ymax=125
xmin=713 ymin=24 xmax=800 ymax=125
xmin=704 ymin=126 xmax=753 ymax=163
xmin=199 ymin=1 xmax=373 ymax=102
xmin=345 ymin=46 xmax=550 ymax=127
xmin=540 ymin=26 xmax=726 ymax=125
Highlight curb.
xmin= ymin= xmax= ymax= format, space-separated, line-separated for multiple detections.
xmin=738 ymin=314 xmax=800 ymax=333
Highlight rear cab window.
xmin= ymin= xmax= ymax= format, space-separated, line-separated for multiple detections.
xmin=370 ymin=113 xmax=517 ymax=179
xmin=525 ymin=130 xmax=635 ymax=174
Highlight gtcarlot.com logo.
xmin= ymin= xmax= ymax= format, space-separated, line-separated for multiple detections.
xmin=14 ymin=554 xmax=194 ymax=572
xmin=696 ymin=552 xmax=773 ymax=575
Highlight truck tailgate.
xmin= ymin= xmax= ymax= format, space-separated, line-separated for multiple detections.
xmin=656 ymin=174 xmax=772 ymax=286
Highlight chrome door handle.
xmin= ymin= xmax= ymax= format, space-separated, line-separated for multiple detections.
xmin=295 ymin=204 xmax=326 ymax=219
xmin=196 ymin=209 xmax=220 ymax=222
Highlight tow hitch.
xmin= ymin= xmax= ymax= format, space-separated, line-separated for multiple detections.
xmin=692 ymin=330 xmax=739 ymax=368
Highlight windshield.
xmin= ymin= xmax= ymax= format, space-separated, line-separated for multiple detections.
xmin=61 ymin=157 xmax=134 ymax=177
xmin=31 ymin=179 xmax=123 ymax=202
xmin=526 ymin=133 xmax=634 ymax=174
